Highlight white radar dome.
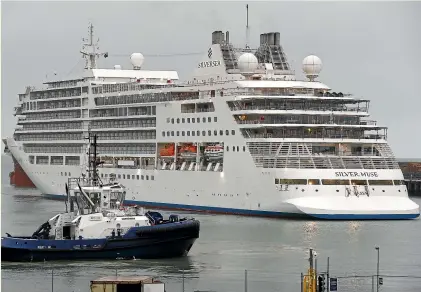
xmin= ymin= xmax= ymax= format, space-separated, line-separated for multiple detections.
xmin=237 ymin=52 xmax=259 ymax=75
xmin=130 ymin=53 xmax=144 ymax=70
xmin=302 ymin=55 xmax=322 ymax=81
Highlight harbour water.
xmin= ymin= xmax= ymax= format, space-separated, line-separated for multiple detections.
xmin=2 ymin=155 xmax=421 ymax=292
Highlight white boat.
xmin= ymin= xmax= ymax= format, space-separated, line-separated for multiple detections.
xmin=204 ymin=144 xmax=224 ymax=161
xmin=4 ymin=23 xmax=419 ymax=220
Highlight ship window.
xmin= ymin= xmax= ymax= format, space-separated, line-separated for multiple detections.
xmin=177 ymin=131 xmax=180 ymax=136
xmin=394 ymin=180 xmax=404 ymax=185
xmin=177 ymin=118 xmax=180 ymax=123
xmin=136 ymin=175 xmax=139 ymax=180
xmin=214 ymin=130 xmax=217 ymax=135
xmin=368 ymin=180 xmax=393 ymax=185
xmin=226 ymin=146 xmax=229 ymax=151
xmin=308 ymin=179 xmax=320 ymax=185
xmin=118 ymin=174 xmax=121 ymax=179
xmin=171 ymin=131 xmax=174 ymax=136
xmin=171 ymin=118 xmax=174 ymax=124
xmin=219 ymin=130 xmax=223 ymax=135
xmin=322 ymin=179 xmax=349 ymax=185
xmin=232 ymin=130 xmax=235 ymax=135
xmin=214 ymin=117 xmax=218 ymax=122
xmin=64 ymin=172 xmax=67 ymax=176
xmin=236 ymin=146 xmax=239 ymax=152
xmin=192 ymin=118 xmax=195 ymax=123
xmin=187 ymin=131 xmax=190 ymax=136
xmin=132 ymin=175 xmax=135 ymax=179
xmin=105 ymin=174 xmax=108 ymax=178
xmin=278 ymin=179 xmax=307 ymax=185
xmin=123 ymin=174 xmax=125 ymax=179
xmin=275 ymin=178 xmax=279 ymax=184
xmin=141 ymin=175 xmax=144 ymax=180
xmin=225 ymin=130 xmax=229 ymax=135
xmin=243 ymin=146 xmax=246 ymax=152
xmin=162 ymin=131 xmax=165 ymax=137
xmin=232 ymin=146 xmax=235 ymax=151
xmin=208 ymin=117 xmax=211 ymax=123
xmin=208 ymin=130 xmax=212 ymax=136
xmin=166 ymin=118 xmax=170 ymax=123
xmin=146 ymin=175 xmax=149 ymax=180
xmin=203 ymin=117 xmax=206 ymax=123
xmin=192 ymin=131 xmax=195 ymax=136
xmin=182 ymin=118 xmax=185 ymax=123
xmin=166 ymin=131 xmax=170 ymax=136
xmin=61 ymin=172 xmax=63 ymax=176
xmin=187 ymin=118 xmax=191 ymax=123
xmin=182 ymin=131 xmax=185 ymax=136
xmin=351 ymin=180 xmax=367 ymax=185
xmin=197 ymin=118 xmax=200 ymax=123
xmin=151 ymin=175 xmax=154 ymax=180
xmin=202 ymin=131 xmax=206 ymax=136
xmin=197 ymin=131 xmax=200 ymax=136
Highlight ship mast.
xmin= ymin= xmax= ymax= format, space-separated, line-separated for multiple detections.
xmin=245 ymin=4 xmax=250 ymax=50
xmin=80 ymin=23 xmax=108 ymax=69
xmin=85 ymin=132 xmax=102 ymax=186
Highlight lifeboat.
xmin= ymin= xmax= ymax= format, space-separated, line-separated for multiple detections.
xmin=160 ymin=144 xmax=175 ymax=157
xmin=204 ymin=144 xmax=224 ymax=161
xmin=179 ymin=144 xmax=197 ymax=159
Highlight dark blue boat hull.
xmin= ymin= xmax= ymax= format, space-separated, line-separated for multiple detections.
xmin=2 ymin=220 xmax=200 ymax=262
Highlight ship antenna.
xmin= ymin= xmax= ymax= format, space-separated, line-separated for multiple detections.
xmin=80 ymin=23 xmax=109 ymax=70
xmin=245 ymin=4 xmax=250 ymax=49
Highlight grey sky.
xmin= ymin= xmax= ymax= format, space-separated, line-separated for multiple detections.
xmin=2 ymin=1 xmax=420 ymax=158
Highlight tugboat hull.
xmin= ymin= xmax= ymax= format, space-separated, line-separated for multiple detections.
xmin=2 ymin=220 xmax=199 ymax=262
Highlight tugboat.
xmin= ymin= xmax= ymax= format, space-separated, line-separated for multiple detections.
xmin=1 ymin=134 xmax=200 ymax=262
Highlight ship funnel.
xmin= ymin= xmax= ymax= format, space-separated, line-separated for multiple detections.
xmin=260 ymin=32 xmax=281 ymax=46
xmin=212 ymin=31 xmax=225 ymax=45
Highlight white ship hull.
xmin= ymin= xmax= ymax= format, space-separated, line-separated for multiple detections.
xmin=7 ymin=138 xmax=419 ymax=220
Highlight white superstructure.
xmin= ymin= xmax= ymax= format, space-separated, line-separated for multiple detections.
xmin=4 ymin=24 xmax=419 ymax=220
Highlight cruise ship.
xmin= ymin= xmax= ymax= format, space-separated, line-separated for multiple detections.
xmin=4 ymin=24 xmax=419 ymax=220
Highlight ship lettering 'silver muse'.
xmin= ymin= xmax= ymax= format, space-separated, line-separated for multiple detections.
xmin=4 ymin=24 xmax=419 ymax=220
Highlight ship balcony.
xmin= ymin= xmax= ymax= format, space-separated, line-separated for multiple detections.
xmin=230 ymin=106 xmax=369 ymax=115
xmin=23 ymin=106 xmax=81 ymax=113
xmin=14 ymin=128 xmax=83 ymax=133
xmin=241 ymin=127 xmax=387 ymax=141
xmin=237 ymin=120 xmax=381 ymax=128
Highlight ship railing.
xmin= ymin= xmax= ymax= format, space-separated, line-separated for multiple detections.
xmin=236 ymin=120 xmax=373 ymax=126
xmin=229 ymin=105 xmax=368 ymax=112
xmin=245 ymin=133 xmax=387 ymax=140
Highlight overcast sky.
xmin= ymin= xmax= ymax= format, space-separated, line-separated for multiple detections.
xmin=2 ymin=1 xmax=420 ymax=158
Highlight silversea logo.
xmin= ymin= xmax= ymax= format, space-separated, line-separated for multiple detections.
xmin=198 ymin=60 xmax=221 ymax=68
xmin=335 ymin=171 xmax=379 ymax=178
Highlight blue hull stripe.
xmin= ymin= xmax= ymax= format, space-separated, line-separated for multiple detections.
xmin=43 ymin=194 xmax=419 ymax=220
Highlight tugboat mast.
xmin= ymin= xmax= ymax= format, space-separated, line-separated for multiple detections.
xmin=85 ymin=132 xmax=101 ymax=186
